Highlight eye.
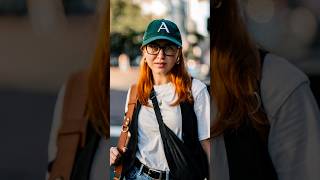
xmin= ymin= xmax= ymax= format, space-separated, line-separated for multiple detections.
xmin=148 ymin=44 xmax=158 ymax=49
xmin=165 ymin=45 xmax=178 ymax=54
xmin=146 ymin=44 xmax=160 ymax=55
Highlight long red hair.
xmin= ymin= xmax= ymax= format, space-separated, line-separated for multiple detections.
xmin=85 ymin=1 xmax=109 ymax=138
xmin=211 ymin=0 xmax=269 ymax=138
xmin=137 ymin=48 xmax=193 ymax=106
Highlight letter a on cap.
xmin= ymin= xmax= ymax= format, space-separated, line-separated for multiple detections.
xmin=157 ymin=22 xmax=170 ymax=33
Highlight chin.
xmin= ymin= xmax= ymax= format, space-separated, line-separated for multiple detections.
xmin=154 ymin=69 xmax=169 ymax=75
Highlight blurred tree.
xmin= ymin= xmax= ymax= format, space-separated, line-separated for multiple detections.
xmin=111 ymin=0 xmax=151 ymax=33
xmin=110 ymin=0 xmax=152 ymax=64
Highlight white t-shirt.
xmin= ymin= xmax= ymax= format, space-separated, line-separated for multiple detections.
xmin=211 ymin=53 xmax=320 ymax=180
xmin=125 ymin=79 xmax=210 ymax=171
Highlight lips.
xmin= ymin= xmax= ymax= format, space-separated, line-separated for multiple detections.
xmin=154 ymin=62 xmax=166 ymax=68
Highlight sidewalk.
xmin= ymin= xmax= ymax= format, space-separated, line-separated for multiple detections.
xmin=110 ymin=67 xmax=139 ymax=91
xmin=110 ymin=67 xmax=139 ymax=138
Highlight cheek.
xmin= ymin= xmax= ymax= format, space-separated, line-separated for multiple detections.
xmin=145 ymin=56 xmax=154 ymax=65
xmin=167 ymin=58 xmax=177 ymax=68
xmin=145 ymin=57 xmax=155 ymax=68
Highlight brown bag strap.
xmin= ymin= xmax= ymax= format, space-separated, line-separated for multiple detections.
xmin=114 ymin=84 xmax=137 ymax=180
xmin=49 ymin=71 xmax=88 ymax=180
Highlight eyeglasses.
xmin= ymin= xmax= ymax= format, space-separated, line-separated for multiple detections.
xmin=146 ymin=44 xmax=179 ymax=56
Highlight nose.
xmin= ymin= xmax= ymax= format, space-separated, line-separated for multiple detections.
xmin=157 ymin=48 xmax=165 ymax=59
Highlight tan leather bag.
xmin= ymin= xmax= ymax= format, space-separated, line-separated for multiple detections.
xmin=49 ymin=70 xmax=88 ymax=180
xmin=113 ymin=84 xmax=137 ymax=180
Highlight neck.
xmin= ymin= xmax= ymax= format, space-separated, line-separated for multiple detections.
xmin=153 ymin=73 xmax=170 ymax=85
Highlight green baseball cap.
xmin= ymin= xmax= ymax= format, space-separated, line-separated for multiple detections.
xmin=142 ymin=19 xmax=182 ymax=47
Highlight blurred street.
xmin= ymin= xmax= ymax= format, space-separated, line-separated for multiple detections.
xmin=110 ymin=67 xmax=139 ymax=144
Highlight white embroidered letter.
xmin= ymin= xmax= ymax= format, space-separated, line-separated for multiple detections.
xmin=157 ymin=22 xmax=170 ymax=33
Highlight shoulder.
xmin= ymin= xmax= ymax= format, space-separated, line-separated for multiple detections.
xmin=261 ymin=53 xmax=309 ymax=117
xmin=191 ymin=78 xmax=208 ymax=98
xmin=262 ymin=53 xmax=308 ymax=82
xmin=125 ymin=83 xmax=137 ymax=112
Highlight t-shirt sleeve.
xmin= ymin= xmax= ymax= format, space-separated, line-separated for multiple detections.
xmin=192 ymin=79 xmax=210 ymax=141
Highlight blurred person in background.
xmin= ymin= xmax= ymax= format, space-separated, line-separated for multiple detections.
xmin=210 ymin=0 xmax=320 ymax=180
xmin=110 ymin=19 xmax=210 ymax=180
xmin=46 ymin=1 xmax=109 ymax=180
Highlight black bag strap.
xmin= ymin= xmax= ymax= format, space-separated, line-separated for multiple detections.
xmin=149 ymin=88 xmax=179 ymax=133
xmin=149 ymin=88 xmax=167 ymax=133
xmin=149 ymin=88 xmax=175 ymax=176
xmin=70 ymin=122 xmax=100 ymax=180
xmin=150 ymin=89 xmax=164 ymax=124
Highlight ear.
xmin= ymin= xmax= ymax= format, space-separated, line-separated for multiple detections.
xmin=140 ymin=46 xmax=146 ymax=54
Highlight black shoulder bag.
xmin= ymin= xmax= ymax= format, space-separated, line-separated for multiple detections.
xmin=149 ymin=88 xmax=209 ymax=180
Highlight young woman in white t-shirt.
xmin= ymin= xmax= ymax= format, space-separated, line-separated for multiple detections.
xmin=110 ymin=19 xmax=210 ymax=180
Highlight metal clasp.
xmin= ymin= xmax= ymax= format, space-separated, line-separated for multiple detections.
xmin=121 ymin=117 xmax=130 ymax=132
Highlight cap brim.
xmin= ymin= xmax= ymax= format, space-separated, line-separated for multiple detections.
xmin=142 ymin=36 xmax=182 ymax=47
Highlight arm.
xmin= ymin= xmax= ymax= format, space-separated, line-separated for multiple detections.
xmin=110 ymin=87 xmax=131 ymax=166
xmin=268 ymin=82 xmax=320 ymax=180
xmin=192 ymin=80 xmax=211 ymax=162
xmin=201 ymin=139 xmax=211 ymax=163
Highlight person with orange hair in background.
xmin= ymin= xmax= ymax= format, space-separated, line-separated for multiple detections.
xmin=210 ymin=0 xmax=320 ymax=180
xmin=110 ymin=19 xmax=210 ymax=180
xmin=46 ymin=1 xmax=109 ymax=180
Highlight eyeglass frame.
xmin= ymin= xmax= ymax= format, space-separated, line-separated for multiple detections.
xmin=144 ymin=43 xmax=181 ymax=56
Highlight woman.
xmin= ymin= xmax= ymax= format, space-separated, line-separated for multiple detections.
xmin=47 ymin=1 xmax=109 ymax=179
xmin=110 ymin=19 xmax=210 ymax=180
xmin=211 ymin=0 xmax=320 ymax=180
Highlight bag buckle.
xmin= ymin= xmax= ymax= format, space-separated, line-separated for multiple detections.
xmin=121 ymin=117 xmax=130 ymax=132
xmin=150 ymin=90 xmax=156 ymax=100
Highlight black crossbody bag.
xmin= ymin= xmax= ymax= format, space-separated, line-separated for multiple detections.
xmin=149 ymin=88 xmax=209 ymax=180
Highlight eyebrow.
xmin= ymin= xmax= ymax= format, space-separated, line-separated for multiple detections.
xmin=151 ymin=42 xmax=175 ymax=46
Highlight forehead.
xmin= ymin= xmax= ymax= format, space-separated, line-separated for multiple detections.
xmin=148 ymin=40 xmax=175 ymax=46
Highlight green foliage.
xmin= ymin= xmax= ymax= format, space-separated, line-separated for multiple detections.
xmin=110 ymin=0 xmax=152 ymax=61
xmin=111 ymin=0 xmax=151 ymax=34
